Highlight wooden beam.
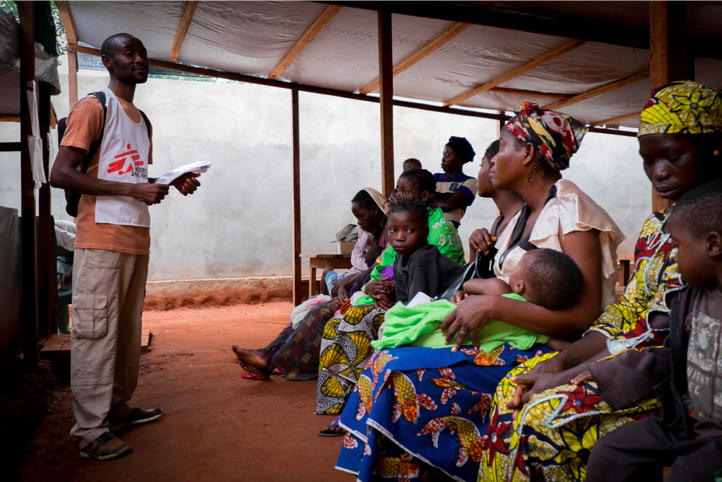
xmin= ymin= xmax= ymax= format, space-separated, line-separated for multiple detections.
xmin=168 ymin=1 xmax=198 ymax=63
xmin=650 ymin=1 xmax=690 ymax=88
xmin=0 ymin=114 xmax=20 ymax=122
xmin=19 ymin=1 xmax=39 ymax=369
xmin=67 ymin=44 xmax=78 ymax=106
xmin=291 ymin=89 xmax=302 ymax=305
xmin=37 ymin=82 xmax=54 ymax=338
xmin=443 ymin=39 xmax=586 ymax=107
xmin=543 ymin=70 xmax=650 ymax=110
xmin=55 ymin=1 xmax=76 ymax=45
xmin=496 ymin=110 xmax=505 ymax=138
xmin=588 ymin=126 xmax=638 ymax=137
xmin=591 ymin=112 xmax=640 ymax=127
xmin=649 ymin=1 xmax=691 ymax=213
xmin=378 ymin=9 xmax=395 ymax=198
xmin=0 ymin=142 xmax=22 ymax=151
xmin=491 ymin=87 xmax=570 ymax=99
xmin=360 ymin=22 xmax=469 ymax=94
xmin=269 ymin=5 xmax=341 ymax=80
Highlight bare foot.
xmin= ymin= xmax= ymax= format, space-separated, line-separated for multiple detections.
xmin=232 ymin=345 xmax=272 ymax=372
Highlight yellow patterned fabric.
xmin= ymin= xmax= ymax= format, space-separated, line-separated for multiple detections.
xmin=480 ymin=353 xmax=660 ymax=482
xmin=638 ymin=80 xmax=722 ymax=136
xmin=316 ymin=305 xmax=386 ymax=415
xmin=588 ymin=207 xmax=681 ymax=353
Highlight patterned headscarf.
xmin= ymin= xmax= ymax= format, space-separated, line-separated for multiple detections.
xmin=504 ymin=101 xmax=588 ymax=171
xmin=638 ymin=80 xmax=722 ymax=137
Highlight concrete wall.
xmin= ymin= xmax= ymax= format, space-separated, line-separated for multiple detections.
xmin=0 ymin=64 xmax=651 ymax=281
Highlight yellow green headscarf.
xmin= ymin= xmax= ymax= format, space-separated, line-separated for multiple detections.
xmin=638 ymin=80 xmax=722 ymax=137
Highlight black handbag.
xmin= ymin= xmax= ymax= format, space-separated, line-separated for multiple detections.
xmin=438 ymin=244 xmax=497 ymax=301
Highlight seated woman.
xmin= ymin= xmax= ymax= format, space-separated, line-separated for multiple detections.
xmin=231 ymin=187 xmax=388 ymax=381
xmin=322 ymin=188 xmax=388 ymax=298
xmin=334 ymin=103 xmax=623 ymax=482
xmin=316 ymin=169 xmax=465 ymax=417
xmin=435 ymin=136 xmax=478 ymax=228
xmin=467 ymin=140 xmax=518 ymax=258
xmin=481 ymin=80 xmax=722 ymax=482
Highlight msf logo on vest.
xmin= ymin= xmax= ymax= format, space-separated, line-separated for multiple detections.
xmin=107 ymin=143 xmax=148 ymax=179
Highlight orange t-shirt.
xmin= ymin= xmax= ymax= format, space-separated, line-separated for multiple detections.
xmin=61 ymin=95 xmax=153 ymax=255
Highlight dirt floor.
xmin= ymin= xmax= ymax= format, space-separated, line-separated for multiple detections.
xmin=20 ymin=302 xmax=347 ymax=482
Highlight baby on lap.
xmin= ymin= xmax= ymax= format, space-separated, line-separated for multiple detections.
xmin=374 ymin=247 xmax=583 ymax=353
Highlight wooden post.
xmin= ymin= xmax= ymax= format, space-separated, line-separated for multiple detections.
xmin=291 ymin=89 xmax=303 ymax=305
xmin=38 ymin=82 xmax=55 ymax=338
xmin=378 ymin=8 xmax=395 ymax=198
xmin=496 ymin=110 xmax=505 ymax=138
xmin=68 ymin=44 xmax=78 ymax=106
xmin=19 ymin=1 xmax=38 ymax=368
xmin=649 ymin=0 xmax=691 ymax=212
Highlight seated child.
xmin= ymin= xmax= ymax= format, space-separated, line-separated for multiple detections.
xmin=586 ymin=180 xmax=722 ymax=482
xmin=373 ymin=247 xmax=583 ymax=353
xmin=387 ymin=198 xmax=465 ymax=305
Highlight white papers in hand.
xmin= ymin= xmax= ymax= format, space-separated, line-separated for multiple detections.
xmin=155 ymin=160 xmax=211 ymax=185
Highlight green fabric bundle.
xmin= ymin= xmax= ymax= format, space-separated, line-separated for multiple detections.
xmin=371 ymin=294 xmax=548 ymax=352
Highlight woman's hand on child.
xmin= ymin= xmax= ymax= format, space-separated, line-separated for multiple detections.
xmin=469 ymin=228 xmax=497 ymax=255
xmin=451 ymin=290 xmax=468 ymax=304
xmin=440 ymin=295 xmax=497 ymax=352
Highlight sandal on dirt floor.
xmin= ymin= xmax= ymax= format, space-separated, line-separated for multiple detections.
xmin=242 ymin=372 xmax=268 ymax=380
xmin=318 ymin=416 xmax=346 ymax=437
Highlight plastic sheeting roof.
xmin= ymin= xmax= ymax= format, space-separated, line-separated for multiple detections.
xmin=64 ymin=1 xmax=722 ymax=129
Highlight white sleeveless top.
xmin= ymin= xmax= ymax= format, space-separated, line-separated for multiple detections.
xmin=94 ymin=89 xmax=151 ymax=228
xmin=493 ymin=179 xmax=625 ymax=309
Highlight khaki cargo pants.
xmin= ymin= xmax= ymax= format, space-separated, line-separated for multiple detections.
xmin=70 ymin=248 xmax=149 ymax=447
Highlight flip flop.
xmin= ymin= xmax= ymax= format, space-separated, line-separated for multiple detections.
xmin=318 ymin=417 xmax=346 ymax=437
xmin=241 ymin=372 xmax=268 ymax=380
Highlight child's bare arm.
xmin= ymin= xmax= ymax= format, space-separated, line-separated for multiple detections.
xmin=463 ymin=278 xmax=512 ymax=296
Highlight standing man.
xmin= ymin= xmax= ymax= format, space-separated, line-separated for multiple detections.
xmin=50 ymin=33 xmax=200 ymax=460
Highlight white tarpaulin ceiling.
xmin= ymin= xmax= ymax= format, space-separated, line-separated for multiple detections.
xmin=63 ymin=1 xmax=722 ymax=129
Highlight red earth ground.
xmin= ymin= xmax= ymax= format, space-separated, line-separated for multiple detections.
xmin=20 ymin=302 xmax=348 ymax=482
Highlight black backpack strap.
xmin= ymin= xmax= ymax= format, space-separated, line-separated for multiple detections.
xmin=63 ymin=91 xmax=108 ymax=217
xmin=57 ymin=117 xmax=68 ymax=147
xmin=82 ymin=91 xmax=108 ymax=174
xmin=139 ymin=109 xmax=151 ymax=139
